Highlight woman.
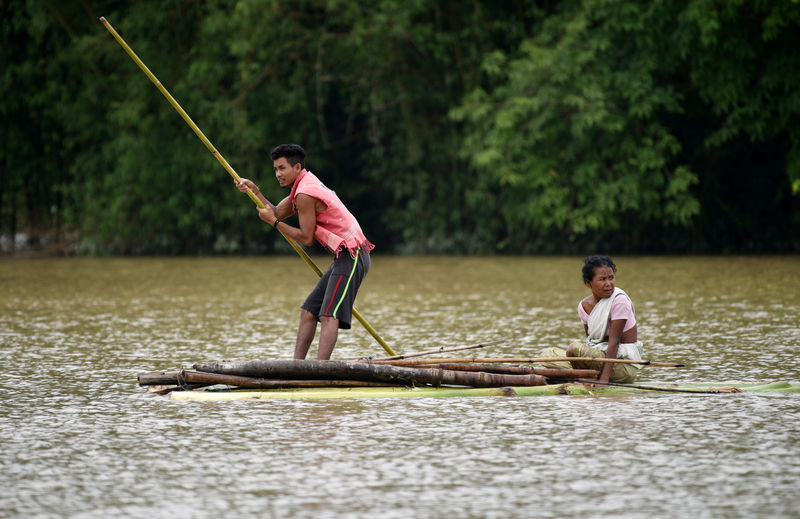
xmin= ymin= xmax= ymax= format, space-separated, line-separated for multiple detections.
xmin=540 ymin=255 xmax=643 ymax=383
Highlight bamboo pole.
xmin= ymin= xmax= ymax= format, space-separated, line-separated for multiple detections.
xmin=366 ymin=339 xmax=505 ymax=361
xmin=434 ymin=363 xmax=599 ymax=379
xmin=572 ymin=379 xmax=738 ymax=394
xmin=99 ymin=17 xmax=395 ymax=357
xmin=138 ymin=371 xmax=186 ymax=386
xmin=367 ymin=357 xmax=684 ymax=367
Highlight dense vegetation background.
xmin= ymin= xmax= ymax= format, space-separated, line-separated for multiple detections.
xmin=2 ymin=0 xmax=798 ymax=255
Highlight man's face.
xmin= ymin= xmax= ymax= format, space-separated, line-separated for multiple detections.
xmin=273 ymin=157 xmax=301 ymax=187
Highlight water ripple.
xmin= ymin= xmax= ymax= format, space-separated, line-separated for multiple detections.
xmin=1 ymin=256 xmax=798 ymax=518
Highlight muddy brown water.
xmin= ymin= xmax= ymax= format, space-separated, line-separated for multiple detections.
xmin=1 ymin=255 xmax=798 ymax=518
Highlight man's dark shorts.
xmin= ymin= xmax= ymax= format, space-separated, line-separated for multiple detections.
xmin=301 ymin=248 xmax=370 ymax=329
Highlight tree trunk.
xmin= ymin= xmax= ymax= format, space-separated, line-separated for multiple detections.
xmin=182 ymin=370 xmax=402 ymax=388
xmin=192 ymin=359 xmax=549 ymax=387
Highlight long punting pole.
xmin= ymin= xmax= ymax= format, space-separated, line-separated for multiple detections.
xmin=99 ymin=17 xmax=395 ymax=356
xmin=368 ymin=339 xmax=506 ymax=361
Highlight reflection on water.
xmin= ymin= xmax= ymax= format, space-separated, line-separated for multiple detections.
xmin=1 ymin=256 xmax=799 ymax=518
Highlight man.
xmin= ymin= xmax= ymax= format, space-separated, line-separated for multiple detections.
xmin=236 ymin=144 xmax=374 ymax=360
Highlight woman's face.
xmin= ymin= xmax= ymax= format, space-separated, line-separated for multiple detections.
xmin=586 ymin=266 xmax=615 ymax=300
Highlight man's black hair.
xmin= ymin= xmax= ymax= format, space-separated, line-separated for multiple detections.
xmin=271 ymin=143 xmax=306 ymax=168
xmin=582 ymin=255 xmax=617 ymax=283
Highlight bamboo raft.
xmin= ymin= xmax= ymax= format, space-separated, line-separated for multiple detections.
xmin=136 ymin=358 xmax=800 ymax=401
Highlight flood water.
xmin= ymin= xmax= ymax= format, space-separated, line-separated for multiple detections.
xmin=1 ymin=255 xmax=799 ymax=518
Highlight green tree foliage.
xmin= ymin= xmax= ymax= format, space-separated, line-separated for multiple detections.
xmin=1 ymin=0 xmax=84 ymax=251
xmin=1 ymin=0 xmax=797 ymax=254
xmin=452 ymin=0 xmax=799 ymax=251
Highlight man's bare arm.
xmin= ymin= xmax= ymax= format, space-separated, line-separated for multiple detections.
xmin=258 ymin=193 xmax=317 ymax=246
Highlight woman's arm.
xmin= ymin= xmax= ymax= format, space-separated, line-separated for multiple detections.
xmin=599 ymin=318 xmax=626 ymax=382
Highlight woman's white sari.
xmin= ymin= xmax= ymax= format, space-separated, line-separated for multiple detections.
xmin=585 ymin=287 xmax=644 ymax=368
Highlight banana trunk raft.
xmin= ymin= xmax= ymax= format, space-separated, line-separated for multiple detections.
xmin=136 ymin=359 xmax=800 ymax=401
xmin=168 ymin=381 xmax=799 ymax=401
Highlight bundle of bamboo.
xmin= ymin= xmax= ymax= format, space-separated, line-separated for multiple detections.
xmin=136 ymin=358 xmax=601 ymax=394
xmin=136 ymin=339 xmax=688 ymax=395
